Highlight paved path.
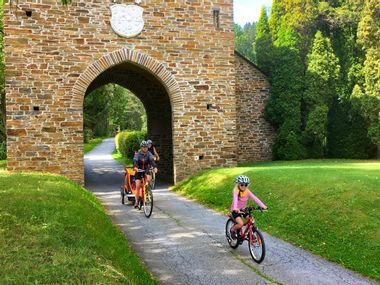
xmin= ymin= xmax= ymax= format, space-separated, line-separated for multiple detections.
xmin=85 ymin=138 xmax=378 ymax=285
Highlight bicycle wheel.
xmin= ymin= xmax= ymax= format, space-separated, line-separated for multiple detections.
xmin=143 ymin=184 xmax=153 ymax=218
xmin=225 ymin=218 xmax=239 ymax=249
xmin=248 ymin=229 xmax=265 ymax=263
xmin=120 ymin=186 xmax=125 ymax=205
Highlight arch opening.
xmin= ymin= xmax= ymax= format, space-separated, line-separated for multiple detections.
xmin=85 ymin=62 xmax=174 ymax=183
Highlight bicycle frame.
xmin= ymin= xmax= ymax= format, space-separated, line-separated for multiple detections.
xmin=226 ymin=211 xmax=258 ymax=245
xmin=226 ymin=207 xmax=266 ymax=263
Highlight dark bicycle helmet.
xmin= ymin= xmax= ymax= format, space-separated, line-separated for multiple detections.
xmin=235 ymin=175 xmax=250 ymax=184
xmin=140 ymin=140 xmax=149 ymax=147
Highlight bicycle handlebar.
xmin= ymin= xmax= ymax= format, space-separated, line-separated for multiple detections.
xmin=241 ymin=206 xmax=268 ymax=214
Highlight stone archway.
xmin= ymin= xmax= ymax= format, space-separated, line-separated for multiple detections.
xmin=5 ymin=1 xmax=275 ymax=187
xmin=72 ymin=48 xmax=184 ymax=184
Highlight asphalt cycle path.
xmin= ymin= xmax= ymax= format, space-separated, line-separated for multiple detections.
xmin=85 ymin=138 xmax=378 ymax=285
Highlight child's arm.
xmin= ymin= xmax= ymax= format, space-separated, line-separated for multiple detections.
xmin=248 ymin=190 xmax=267 ymax=209
xmin=232 ymin=190 xmax=240 ymax=212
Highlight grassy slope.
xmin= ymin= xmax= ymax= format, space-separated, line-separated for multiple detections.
xmin=172 ymin=159 xmax=380 ymax=281
xmin=0 ymin=164 xmax=157 ymax=284
xmin=112 ymin=150 xmax=133 ymax=168
xmin=84 ymin=137 xmax=106 ymax=154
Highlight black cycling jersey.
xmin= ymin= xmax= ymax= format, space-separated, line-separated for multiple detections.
xmin=148 ymin=145 xmax=156 ymax=155
xmin=133 ymin=150 xmax=157 ymax=170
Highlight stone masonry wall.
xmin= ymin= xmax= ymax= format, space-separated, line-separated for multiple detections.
xmin=5 ymin=0 xmax=237 ymax=184
xmin=235 ymin=52 xmax=275 ymax=163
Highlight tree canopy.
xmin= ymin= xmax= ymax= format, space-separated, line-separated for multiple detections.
xmin=236 ymin=0 xmax=378 ymax=159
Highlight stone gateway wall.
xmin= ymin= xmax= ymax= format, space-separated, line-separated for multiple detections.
xmin=235 ymin=52 xmax=275 ymax=163
xmin=4 ymin=0 xmax=274 ymax=185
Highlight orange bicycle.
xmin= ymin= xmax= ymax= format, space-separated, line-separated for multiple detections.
xmin=121 ymin=168 xmax=153 ymax=218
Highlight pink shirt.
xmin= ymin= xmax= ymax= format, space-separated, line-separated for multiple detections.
xmin=231 ymin=188 xmax=266 ymax=211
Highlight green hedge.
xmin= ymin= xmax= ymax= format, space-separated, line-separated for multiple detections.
xmin=0 ymin=142 xmax=6 ymax=160
xmin=115 ymin=130 xmax=147 ymax=159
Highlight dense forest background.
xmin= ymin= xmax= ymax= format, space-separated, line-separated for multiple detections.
xmin=83 ymin=84 xmax=147 ymax=142
xmin=235 ymin=0 xmax=379 ymax=159
xmin=0 ymin=0 xmax=378 ymax=160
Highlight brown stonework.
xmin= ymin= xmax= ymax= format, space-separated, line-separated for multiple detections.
xmin=235 ymin=52 xmax=275 ymax=163
xmin=5 ymin=0 xmax=274 ymax=185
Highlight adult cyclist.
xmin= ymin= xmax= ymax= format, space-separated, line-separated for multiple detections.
xmin=133 ymin=141 xmax=158 ymax=208
xmin=147 ymin=139 xmax=160 ymax=162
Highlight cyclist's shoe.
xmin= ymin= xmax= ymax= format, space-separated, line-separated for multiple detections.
xmin=230 ymin=229 xmax=237 ymax=240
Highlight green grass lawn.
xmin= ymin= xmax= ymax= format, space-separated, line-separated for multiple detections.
xmin=172 ymin=159 xmax=380 ymax=281
xmin=84 ymin=137 xmax=106 ymax=154
xmin=112 ymin=150 xmax=133 ymax=168
xmin=0 ymin=167 xmax=157 ymax=284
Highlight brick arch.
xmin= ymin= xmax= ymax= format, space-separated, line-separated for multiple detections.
xmin=71 ymin=48 xmax=184 ymax=112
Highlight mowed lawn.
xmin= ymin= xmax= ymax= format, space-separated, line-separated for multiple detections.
xmin=172 ymin=159 xmax=380 ymax=281
xmin=0 ymin=161 xmax=157 ymax=284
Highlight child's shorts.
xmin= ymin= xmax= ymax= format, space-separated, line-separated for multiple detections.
xmin=231 ymin=211 xmax=244 ymax=220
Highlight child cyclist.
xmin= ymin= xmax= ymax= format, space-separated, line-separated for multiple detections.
xmin=230 ymin=175 xmax=267 ymax=239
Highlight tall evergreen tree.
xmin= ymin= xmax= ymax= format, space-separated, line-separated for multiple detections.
xmin=255 ymin=6 xmax=273 ymax=76
xmin=316 ymin=0 xmax=375 ymax=158
xmin=303 ymin=31 xmax=340 ymax=157
xmin=265 ymin=0 xmax=318 ymax=160
xmin=234 ymin=22 xmax=256 ymax=63
xmin=353 ymin=0 xmax=380 ymax=146
xmin=269 ymin=0 xmax=286 ymax=42
xmin=265 ymin=23 xmax=306 ymax=159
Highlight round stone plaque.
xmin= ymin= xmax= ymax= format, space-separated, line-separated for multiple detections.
xmin=110 ymin=4 xmax=144 ymax=38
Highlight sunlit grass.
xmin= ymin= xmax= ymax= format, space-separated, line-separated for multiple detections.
xmin=112 ymin=149 xmax=133 ymax=168
xmin=173 ymin=159 xmax=380 ymax=281
xmin=0 ymin=171 xmax=157 ymax=284
xmin=84 ymin=137 xmax=106 ymax=154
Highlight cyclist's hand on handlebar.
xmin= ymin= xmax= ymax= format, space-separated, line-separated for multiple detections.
xmin=134 ymin=167 xmax=138 ymax=172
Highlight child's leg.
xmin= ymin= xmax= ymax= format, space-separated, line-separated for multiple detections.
xmin=231 ymin=216 xmax=244 ymax=232
xmin=135 ymin=179 xmax=141 ymax=207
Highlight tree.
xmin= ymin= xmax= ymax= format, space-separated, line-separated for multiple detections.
xmin=353 ymin=0 xmax=380 ymax=146
xmin=269 ymin=0 xmax=286 ymax=42
xmin=265 ymin=23 xmax=306 ymax=159
xmin=303 ymin=31 xmax=340 ymax=157
xmin=234 ymin=22 xmax=256 ymax=63
xmin=255 ymin=6 xmax=273 ymax=76
xmin=84 ymin=84 xmax=147 ymax=140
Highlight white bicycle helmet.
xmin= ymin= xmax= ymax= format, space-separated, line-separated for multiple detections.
xmin=140 ymin=141 xmax=149 ymax=147
xmin=235 ymin=175 xmax=250 ymax=184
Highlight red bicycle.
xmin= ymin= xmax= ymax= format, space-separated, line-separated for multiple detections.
xmin=121 ymin=168 xmax=153 ymax=218
xmin=225 ymin=206 xmax=267 ymax=263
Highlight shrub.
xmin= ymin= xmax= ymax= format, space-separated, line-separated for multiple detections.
xmin=0 ymin=141 xmax=6 ymax=160
xmin=116 ymin=130 xmax=147 ymax=159
xmin=84 ymin=128 xmax=94 ymax=143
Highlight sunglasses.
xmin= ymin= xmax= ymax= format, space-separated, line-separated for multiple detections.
xmin=239 ymin=183 xmax=248 ymax=187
